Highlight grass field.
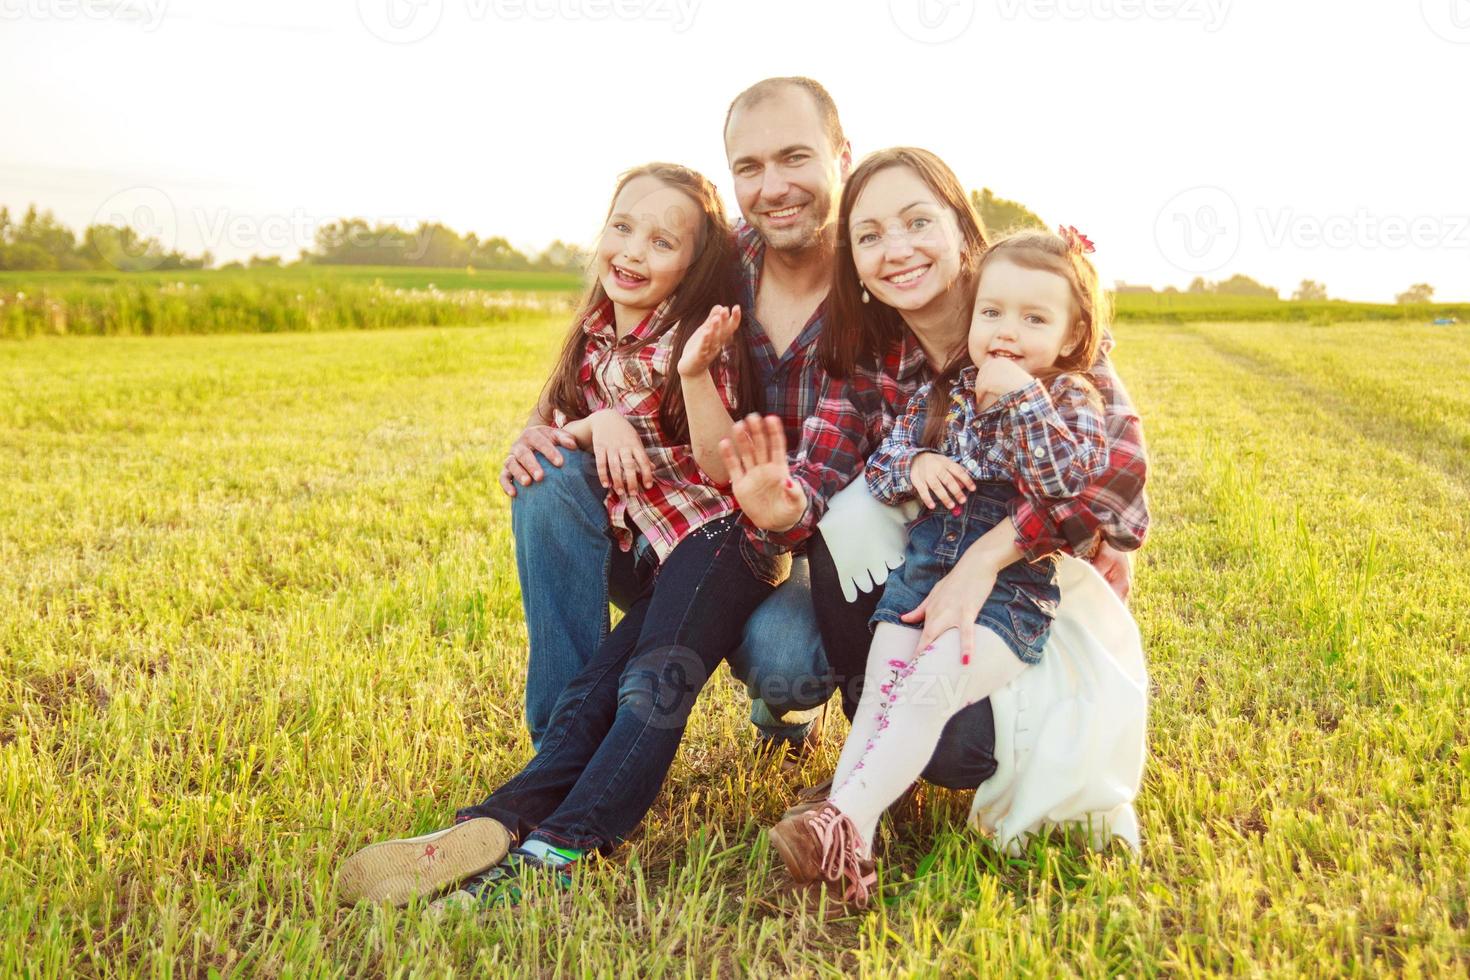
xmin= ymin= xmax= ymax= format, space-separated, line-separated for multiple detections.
xmin=2 ymin=315 xmax=1468 ymax=976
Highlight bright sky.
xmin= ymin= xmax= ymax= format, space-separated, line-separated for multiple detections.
xmin=2 ymin=0 xmax=1466 ymax=301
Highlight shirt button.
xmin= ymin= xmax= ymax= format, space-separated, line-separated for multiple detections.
xmin=1034 ymin=446 xmax=1047 ymax=458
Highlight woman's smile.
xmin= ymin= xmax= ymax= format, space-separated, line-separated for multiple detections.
xmin=883 ymin=263 xmax=931 ymax=288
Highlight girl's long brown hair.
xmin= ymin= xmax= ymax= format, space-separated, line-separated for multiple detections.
xmin=539 ymin=163 xmax=756 ymax=443
xmin=919 ymin=230 xmax=1109 ymax=448
xmin=819 ymin=147 xmax=990 ymax=378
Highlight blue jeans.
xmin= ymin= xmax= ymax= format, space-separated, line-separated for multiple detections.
xmin=458 ymin=515 xmax=790 ymax=850
xmin=512 ymin=448 xmax=827 ymax=747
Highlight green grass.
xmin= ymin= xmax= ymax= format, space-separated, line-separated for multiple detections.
xmin=1112 ymin=292 xmax=1470 ymax=324
xmin=2 ymin=319 xmax=1467 ymax=976
xmin=0 ymin=268 xmax=583 ymax=339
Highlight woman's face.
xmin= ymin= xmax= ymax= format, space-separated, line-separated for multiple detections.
xmin=967 ymin=257 xmax=1077 ymax=376
xmin=847 ymin=164 xmax=965 ymax=314
xmin=596 ymin=175 xmax=702 ymax=313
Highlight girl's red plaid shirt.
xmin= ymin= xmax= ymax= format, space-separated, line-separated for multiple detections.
xmin=554 ymin=297 xmax=743 ymax=564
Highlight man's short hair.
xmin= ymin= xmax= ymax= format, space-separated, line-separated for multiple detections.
xmin=723 ymin=76 xmax=847 ymax=153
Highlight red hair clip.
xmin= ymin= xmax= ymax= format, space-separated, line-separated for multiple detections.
xmin=1058 ymin=224 xmax=1096 ymax=255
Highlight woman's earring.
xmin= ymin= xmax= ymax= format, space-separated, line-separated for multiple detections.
xmin=861 ymin=285 xmax=870 ymax=304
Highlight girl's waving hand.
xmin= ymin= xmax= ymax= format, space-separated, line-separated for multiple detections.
xmin=678 ymin=304 xmax=741 ymax=379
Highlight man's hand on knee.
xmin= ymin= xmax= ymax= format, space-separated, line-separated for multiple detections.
xmin=501 ymin=423 xmax=581 ymax=496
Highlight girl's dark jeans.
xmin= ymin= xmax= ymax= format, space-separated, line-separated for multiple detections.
xmin=808 ymin=529 xmax=998 ymax=791
xmin=457 ymin=514 xmax=789 ymax=850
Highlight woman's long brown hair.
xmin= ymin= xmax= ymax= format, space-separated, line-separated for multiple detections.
xmin=919 ymin=230 xmax=1110 ymax=448
xmin=819 ymin=147 xmax=990 ymax=378
xmin=539 ymin=162 xmax=757 ymax=444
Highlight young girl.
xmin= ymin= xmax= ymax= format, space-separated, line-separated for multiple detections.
xmin=334 ymin=163 xmax=787 ymax=912
xmin=765 ymin=229 xmax=1112 ymax=904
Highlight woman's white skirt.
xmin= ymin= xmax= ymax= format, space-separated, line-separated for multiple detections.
xmin=817 ymin=476 xmax=1148 ymax=854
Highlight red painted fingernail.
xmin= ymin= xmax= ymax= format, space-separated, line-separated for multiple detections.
xmin=784 ymin=479 xmax=795 ymax=489
xmin=962 ymin=654 xmax=971 ymax=665
xmin=951 ymin=506 xmax=961 ymax=516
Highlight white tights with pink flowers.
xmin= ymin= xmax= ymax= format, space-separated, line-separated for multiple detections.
xmin=827 ymin=622 xmax=1030 ymax=856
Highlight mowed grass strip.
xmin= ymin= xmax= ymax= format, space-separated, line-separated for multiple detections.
xmin=1 ymin=321 xmax=1466 ymax=976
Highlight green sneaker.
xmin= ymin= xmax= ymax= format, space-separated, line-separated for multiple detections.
xmin=428 ymin=846 xmax=578 ymax=916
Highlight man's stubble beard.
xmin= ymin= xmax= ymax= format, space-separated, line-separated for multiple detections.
xmin=759 ymin=194 xmax=836 ymax=255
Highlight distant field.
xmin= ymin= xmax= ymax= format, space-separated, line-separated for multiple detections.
xmin=1 ymin=267 xmax=1465 ymax=339
xmin=0 ymin=267 xmax=581 ymax=338
xmin=2 ymin=317 xmax=1466 ymax=976
xmin=1112 ymin=291 xmax=1469 ymax=324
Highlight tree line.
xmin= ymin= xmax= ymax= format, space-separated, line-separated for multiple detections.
xmin=0 ymin=204 xmax=589 ymax=273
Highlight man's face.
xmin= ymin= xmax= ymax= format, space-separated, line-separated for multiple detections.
xmin=725 ymin=88 xmax=849 ymax=252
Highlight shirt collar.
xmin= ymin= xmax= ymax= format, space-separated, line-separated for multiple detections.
xmin=580 ymin=295 xmax=672 ymax=342
xmin=894 ymin=329 xmax=931 ymax=383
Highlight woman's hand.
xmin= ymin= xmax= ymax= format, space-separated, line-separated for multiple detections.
xmin=1091 ymin=540 xmax=1134 ymax=602
xmin=719 ymin=413 xmax=806 ymax=532
xmin=910 ymin=451 xmax=976 ymax=511
xmin=678 ymin=304 xmax=741 ymax=379
xmin=899 ymin=551 xmax=1001 ymax=666
xmin=589 ymin=409 xmax=654 ymax=497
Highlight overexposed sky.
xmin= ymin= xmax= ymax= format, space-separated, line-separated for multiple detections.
xmin=2 ymin=0 xmax=1466 ymax=301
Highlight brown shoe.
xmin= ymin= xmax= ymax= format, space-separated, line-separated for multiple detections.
xmin=782 ymin=775 xmax=834 ymax=820
xmin=767 ymin=802 xmax=877 ymax=906
xmin=335 ymin=817 xmax=512 ymax=907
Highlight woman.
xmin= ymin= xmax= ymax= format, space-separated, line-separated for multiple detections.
xmin=720 ymin=148 xmax=1151 ymax=894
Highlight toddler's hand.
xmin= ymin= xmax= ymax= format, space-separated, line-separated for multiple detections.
xmin=589 ymin=409 xmax=654 ymax=497
xmin=910 ymin=451 xmax=976 ymax=511
xmin=974 ymin=353 xmax=1035 ymax=406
